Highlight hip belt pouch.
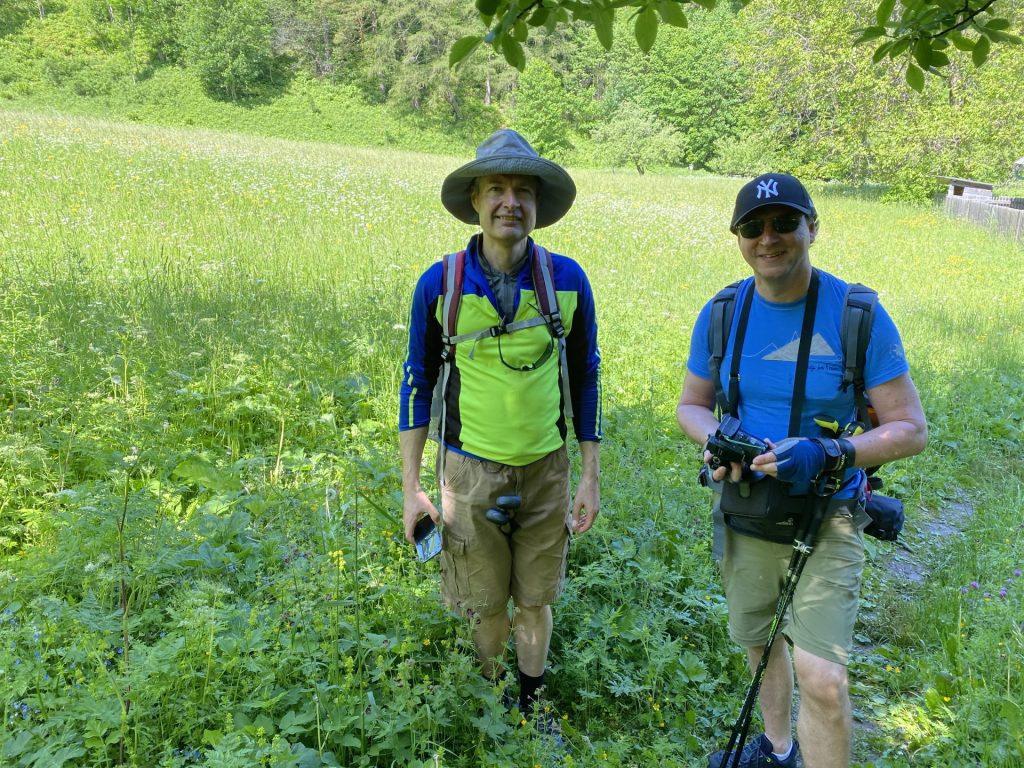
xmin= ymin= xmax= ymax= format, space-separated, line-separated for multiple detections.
xmin=864 ymin=492 xmax=904 ymax=541
xmin=720 ymin=475 xmax=797 ymax=519
xmin=720 ymin=475 xmax=808 ymax=544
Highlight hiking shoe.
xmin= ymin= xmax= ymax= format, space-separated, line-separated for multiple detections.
xmin=499 ymin=685 xmax=517 ymax=712
xmin=708 ymin=734 xmax=799 ymax=768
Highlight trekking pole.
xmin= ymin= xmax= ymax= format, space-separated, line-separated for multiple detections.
xmin=720 ymin=470 xmax=842 ymax=768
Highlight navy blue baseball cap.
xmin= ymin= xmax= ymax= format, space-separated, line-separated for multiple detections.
xmin=730 ymin=173 xmax=816 ymax=233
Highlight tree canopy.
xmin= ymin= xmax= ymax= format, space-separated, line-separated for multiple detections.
xmin=456 ymin=0 xmax=1022 ymax=92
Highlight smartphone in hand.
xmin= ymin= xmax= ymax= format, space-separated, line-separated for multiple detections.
xmin=413 ymin=515 xmax=442 ymax=562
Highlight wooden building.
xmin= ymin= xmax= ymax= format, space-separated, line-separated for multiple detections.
xmin=936 ymin=176 xmax=994 ymax=199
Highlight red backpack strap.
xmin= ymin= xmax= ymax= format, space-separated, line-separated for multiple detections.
xmin=432 ymin=249 xmax=466 ymax=482
xmin=440 ymin=250 xmax=466 ymax=358
xmin=530 ymin=244 xmax=574 ymax=419
xmin=530 ymin=244 xmax=565 ymax=338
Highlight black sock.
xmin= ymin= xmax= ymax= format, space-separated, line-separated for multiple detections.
xmin=518 ymin=670 xmax=545 ymax=713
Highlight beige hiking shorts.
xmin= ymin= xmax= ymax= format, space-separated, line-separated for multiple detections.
xmin=438 ymin=446 xmax=572 ymax=618
xmin=719 ymin=505 xmax=867 ymax=666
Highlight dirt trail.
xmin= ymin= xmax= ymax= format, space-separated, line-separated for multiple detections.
xmin=848 ymin=490 xmax=976 ymax=766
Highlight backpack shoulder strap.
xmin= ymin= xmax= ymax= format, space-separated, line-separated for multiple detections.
xmin=708 ymin=280 xmax=743 ymax=416
xmin=431 ymin=250 xmax=466 ymax=472
xmin=840 ymin=282 xmax=878 ymax=425
xmin=443 ymin=247 xmax=551 ymax=346
xmin=439 ymin=250 xmax=467 ymax=358
xmin=437 ymin=245 xmax=575 ymax=424
xmin=531 ymin=244 xmax=565 ymax=339
xmin=531 ymin=244 xmax=574 ymax=419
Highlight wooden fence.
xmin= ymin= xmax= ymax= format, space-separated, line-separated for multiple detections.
xmin=942 ymin=195 xmax=1024 ymax=245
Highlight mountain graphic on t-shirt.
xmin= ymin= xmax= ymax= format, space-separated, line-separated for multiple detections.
xmin=759 ymin=333 xmax=836 ymax=362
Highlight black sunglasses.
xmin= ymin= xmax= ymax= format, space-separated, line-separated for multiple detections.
xmin=492 ymin=304 xmax=555 ymax=372
xmin=735 ymin=214 xmax=805 ymax=239
xmin=497 ymin=331 xmax=554 ymax=372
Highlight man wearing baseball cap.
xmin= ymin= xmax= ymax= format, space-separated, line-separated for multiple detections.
xmin=399 ymin=130 xmax=602 ymax=729
xmin=677 ymin=173 xmax=927 ymax=767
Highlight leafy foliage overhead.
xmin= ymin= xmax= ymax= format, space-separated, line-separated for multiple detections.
xmin=456 ymin=0 xmax=1022 ymax=90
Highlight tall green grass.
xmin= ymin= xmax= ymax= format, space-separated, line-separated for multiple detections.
xmin=0 ymin=109 xmax=1021 ymax=767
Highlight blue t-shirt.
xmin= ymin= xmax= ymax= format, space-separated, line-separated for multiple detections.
xmin=687 ymin=271 xmax=909 ymax=495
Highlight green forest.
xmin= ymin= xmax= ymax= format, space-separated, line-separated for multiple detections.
xmin=1 ymin=0 xmax=1023 ymax=198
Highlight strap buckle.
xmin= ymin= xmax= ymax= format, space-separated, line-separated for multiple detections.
xmin=545 ymin=312 xmax=565 ymax=339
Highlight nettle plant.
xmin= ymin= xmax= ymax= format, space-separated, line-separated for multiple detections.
xmin=0 ymin=431 xmax=740 ymax=767
xmin=0 ymin=454 xmax=481 ymax=766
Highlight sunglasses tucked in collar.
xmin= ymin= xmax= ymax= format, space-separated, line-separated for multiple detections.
xmin=735 ymin=213 xmax=808 ymax=239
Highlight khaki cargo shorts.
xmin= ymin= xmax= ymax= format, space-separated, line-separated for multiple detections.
xmin=438 ymin=446 xmax=572 ymax=618
xmin=718 ymin=502 xmax=867 ymax=666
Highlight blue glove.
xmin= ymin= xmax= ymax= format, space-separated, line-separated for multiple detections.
xmin=771 ymin=437 xmax=826 ymax=484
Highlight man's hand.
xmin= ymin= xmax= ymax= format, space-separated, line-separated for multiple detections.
xmin=679 ymin=372 xmax=747 ymax=483
xmin=703 ymin=449 xmax=744 ymax=483
xmin=400 ymin=427 xmax=439 ymax=544
xmin=572 ymin=441 xmax=600 ymax=533
xmin=751 ymin=437 xmax=826 ymax=484
xmin=572 ymin=473 xmax=599 ymax=533
xmin=403 ymin=489 xmax=439 ymax=544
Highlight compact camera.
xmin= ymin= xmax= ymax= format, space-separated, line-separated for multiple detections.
xmin=699 ymin=416 xmax=769 ymax=486
xmin=706 ymin=416 xmax=769 ymax=468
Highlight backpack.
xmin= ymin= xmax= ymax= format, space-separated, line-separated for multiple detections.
xmin=428 ymin=244 xmax=573 ymax=459
xmin=707 ymin=278 xmax=877 ymax=430
xmin=706 ymin=278 xmax=904 ymax=541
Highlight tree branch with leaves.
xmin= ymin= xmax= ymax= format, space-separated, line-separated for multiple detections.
xmin=453 ymin=0 xmax=1021 ymax=91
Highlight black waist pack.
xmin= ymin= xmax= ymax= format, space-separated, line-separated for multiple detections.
xmin=719 ymin=475 xmax=809 ymax=544
xmin=863 ymin=491 xmax=904 ymax=541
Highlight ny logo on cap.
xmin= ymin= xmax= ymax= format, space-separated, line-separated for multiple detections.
xmin=756 ymin=179 xmax=779 ymax=199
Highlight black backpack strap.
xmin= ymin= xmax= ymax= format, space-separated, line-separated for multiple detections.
xmin=708 ymin=280 xmax=743 ymax=416
xmin=840 ymin=283 xmax=878 ymax=426
xmin=728 ymin=284 xmax=756 ymax=419
xmin=788 ymin=270 xmax=821 ymax=436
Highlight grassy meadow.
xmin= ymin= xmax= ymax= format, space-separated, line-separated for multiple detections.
xmin=0 ymin=109 xmax=1022 ymax=767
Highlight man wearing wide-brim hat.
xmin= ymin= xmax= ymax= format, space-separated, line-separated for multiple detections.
xmin=399 ymin=129 xmax=602 ymax=725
